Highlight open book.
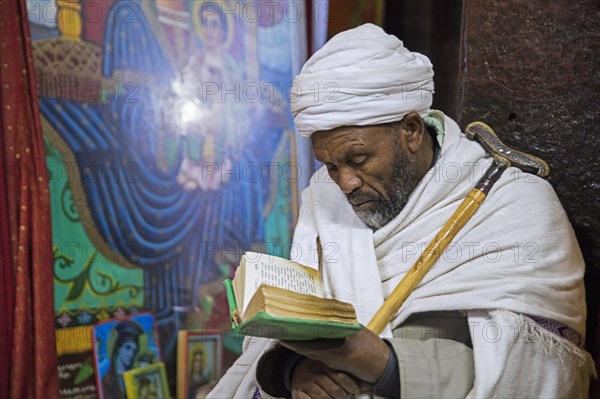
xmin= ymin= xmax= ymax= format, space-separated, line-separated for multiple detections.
xmin=223 ymin=252 xmax=362 ymax=340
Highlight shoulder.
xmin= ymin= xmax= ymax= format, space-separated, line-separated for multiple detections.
xmin=477 ymin=167 xmax=584 ymax=270
xmin=491 ymin=167 xmax=570 ymax=226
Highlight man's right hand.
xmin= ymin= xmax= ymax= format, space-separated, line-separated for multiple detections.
xmin=290 ymin=358 xmax=363 ymax=399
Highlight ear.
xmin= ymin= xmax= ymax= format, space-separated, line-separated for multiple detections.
xmin=400 ymin=112 xmax=426 ymax=153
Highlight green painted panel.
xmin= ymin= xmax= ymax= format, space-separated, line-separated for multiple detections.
xmin=46 ymin=137 xmax=144 ymax=320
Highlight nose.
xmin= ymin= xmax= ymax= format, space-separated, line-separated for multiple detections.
xmin=337 ymin=167 xmax=362 ymax=194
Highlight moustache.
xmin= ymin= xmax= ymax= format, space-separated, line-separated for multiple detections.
xmin=345 ymin=190 xmax=382 ymax=205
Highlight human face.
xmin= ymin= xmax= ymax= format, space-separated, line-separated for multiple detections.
xmin=202 ymin=11 xmax=225 ymax=51
xmin=312 ymin=124 xmax=419 ymax=230
xmin=192 ymin=352 xmax=203 ymax=373
xmin=117 ymin=340 xmax=138 ymax=370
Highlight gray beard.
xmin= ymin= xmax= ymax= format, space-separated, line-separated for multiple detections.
xmin=348 ymin=149 xmax=419 ymax=230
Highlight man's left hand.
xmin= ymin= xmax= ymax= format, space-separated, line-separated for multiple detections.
xmin=280 ymin=327 xmax=390 ymax=383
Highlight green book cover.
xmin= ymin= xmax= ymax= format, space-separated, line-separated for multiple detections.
xmin=223 ymin=279 xmax=362 ymax=341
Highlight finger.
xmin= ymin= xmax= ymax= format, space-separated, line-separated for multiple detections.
xmin=358 ymin=381 xmax=375 ymax=396
xmin=292 ymin=391 xmax=311 ymax=399
xmin=325 ymin=370 xmax=360 ymax=395
xmin=316 ymin=374 xmax=355 ymax=399
xmin=293 ymin=383 xmax=331 ymax=399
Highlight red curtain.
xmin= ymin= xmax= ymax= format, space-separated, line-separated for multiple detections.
xmin=0 ymin=0 xmax=59 ymax=398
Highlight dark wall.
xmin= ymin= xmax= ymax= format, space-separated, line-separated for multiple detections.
xmin=457 ymin=0 xmax=600 ymax=381
xmin=384 ymin=0 xmax=463 ymax=119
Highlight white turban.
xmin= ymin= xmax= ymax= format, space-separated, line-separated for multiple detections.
xmin=291 ymin=24 xmax=434 ymax=137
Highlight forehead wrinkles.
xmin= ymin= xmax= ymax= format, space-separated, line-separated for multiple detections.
xmin=317 ymin=135 xmax=363 ymax=152
xmin=312 ymin=127 xmax=382 ymax=158
xmin=315 ymin=139 xmax=364 ymax=164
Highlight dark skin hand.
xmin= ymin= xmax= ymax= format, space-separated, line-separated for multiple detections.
xmin=281 ymin=327 xmax=390 ymax=398
xmin=291 ymin=358 xmax=362 ymax=399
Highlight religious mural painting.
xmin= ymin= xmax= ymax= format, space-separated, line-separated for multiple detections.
xmin=93 ymin=313 xmax=161 ymax=399
xmin=27 ymin=0 xmax=308 ymax=394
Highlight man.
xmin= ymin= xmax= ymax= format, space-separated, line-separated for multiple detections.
xmin=208 ymin=24 xmax=593 ymax=398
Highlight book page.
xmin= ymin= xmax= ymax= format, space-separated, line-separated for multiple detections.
xmin=241 ymin=252 xmax=323 ymax=313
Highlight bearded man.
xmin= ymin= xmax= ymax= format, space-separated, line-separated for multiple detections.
xmin=208 ymin=24 xmax=594 ymax=399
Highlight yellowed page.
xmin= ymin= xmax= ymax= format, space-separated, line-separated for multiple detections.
xmin=241 ymin=251 xmax=323 ymax=312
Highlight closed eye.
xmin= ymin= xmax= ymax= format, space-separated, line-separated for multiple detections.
xmin=348 ymin=154 xmax=368 ymax=167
